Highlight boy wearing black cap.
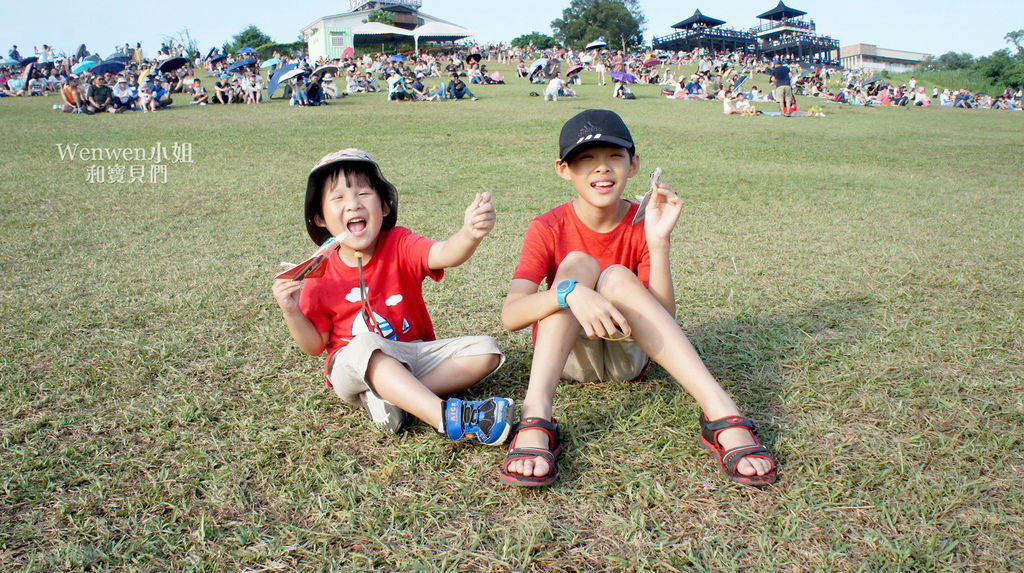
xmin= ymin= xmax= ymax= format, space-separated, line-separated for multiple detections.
xmin=499 ymin=110 xmax=777 ymax=487
xmin=272 ymin=148 xmax=514 ymax=445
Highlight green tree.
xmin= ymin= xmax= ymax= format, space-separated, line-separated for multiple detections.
xmin=363 ymin=9 xmax=395 ymax=25
xmin=935 ymin=51 xmax=976 ymax=70
xmin=223 ymin=25 xmax=273 ymax=55
xmin=511 ymin=32 xmax=556 ymax=50
xmin=1005 ymin=29 xmax=1024 ymax=56
xmin=551 ymin=0 xmax=646 ymax=52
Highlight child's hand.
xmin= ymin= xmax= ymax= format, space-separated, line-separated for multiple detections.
xmin=272 ymin=262 xmax=303 ymax=315
xmin=644 ymin=183 xmax=684 ymax=247
xmin=567 ymin=286 xmax=631 ymax=340
xmin=463 ymin=192 xmax=496 ymax=240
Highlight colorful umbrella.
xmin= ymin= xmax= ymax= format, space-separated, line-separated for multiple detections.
xmin=643 ymin=58 xmax=659 ymax=67
xmin=90 ymin=61 xmax=126 ymax=75
xmin=389 ymin=54 xmax=407 ymax=62
xmin=610 ymin=71 xmax=637 ymax=83
xmin=237 ymin=47 xmax=258 ymax=55
xmin=72 ymin=60 xmax=97 ymax=74
xmin=260 ymin=58 xmax=281 ymax=69
xmin=566 ymin=64 xmax=583 ymax=76
xmin=342 ymin=46 xmax=355 ymax=60
xmin=226 ymin=58 xmax=256 ymax=73
xmin=310 ymin=64 xmax=338 ymax=79
xmin=267 ymin=63 xmax=298 ymax=98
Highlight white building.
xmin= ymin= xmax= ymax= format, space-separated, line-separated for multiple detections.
xmin=840 ymin=43 xmax=930 ymax=73
xmin=301 ymin=1 xmax=470 ymax=62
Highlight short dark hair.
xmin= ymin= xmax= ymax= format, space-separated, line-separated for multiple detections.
xmin=305 ymin=163 xmax=397 ymax=245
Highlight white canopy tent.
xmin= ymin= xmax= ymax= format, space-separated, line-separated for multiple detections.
xmin=413 ymin=21 xmax=474 ymax=53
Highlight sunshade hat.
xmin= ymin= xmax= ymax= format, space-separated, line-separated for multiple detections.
xmin=304 ymin=148 xmax=398 ymax=245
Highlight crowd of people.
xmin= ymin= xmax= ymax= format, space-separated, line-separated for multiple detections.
xmin=3 ymin=41 xmax=1021 ymax=113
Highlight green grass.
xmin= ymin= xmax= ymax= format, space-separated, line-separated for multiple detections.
xmin=2 ymin=64 xmax=1023 ymax=571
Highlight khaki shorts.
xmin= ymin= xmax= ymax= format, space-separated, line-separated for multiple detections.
xmin=563 ymin=333 xmax=648 ymax=382
xmin=328 ymin=333 xmax=504 ymax=404
xmin=775 ymin=84 xmax=793 ymax=104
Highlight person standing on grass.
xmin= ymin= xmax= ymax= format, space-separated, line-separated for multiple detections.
xmin=272 ymin=148 xmax=514 ymax=445
xmin=769 ymin=59 xmax=793 ymax=116
xmin=498 ymin=109 xmax=777 ymax=487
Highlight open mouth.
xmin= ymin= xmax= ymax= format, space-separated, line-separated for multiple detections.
xmin=347 ymin=217 xmax=367 ymax=233
xmin=592 ymin=181 xmax=615 ymax=191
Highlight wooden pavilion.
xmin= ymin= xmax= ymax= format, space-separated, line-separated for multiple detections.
xmin=751 ymin=2 xmax=839 ymax=64
xmin=652 ymin=10 xmax=756 ymax=54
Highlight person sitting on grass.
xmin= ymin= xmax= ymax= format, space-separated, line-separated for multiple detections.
xmin=544 ymin=71 xmax=566 ymax=102
xmin=498 ymin=109 xmax=778 ymax=488
xmin=86 ymin=75 xmax=115 ymax=114
xmin=446 ymin=72 xmax=477 ymax=101
xmin=110 ymin=77 xmax=135 ymax=112
xmin=272 ymin=148 xmax=513 ymax=445
xmin=60 ymin=76 xmax=85 ymax=112
xmin=190 ymin=78 xmax=208 ymax=105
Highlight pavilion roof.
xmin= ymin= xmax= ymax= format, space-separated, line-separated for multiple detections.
xmin=671 ymin=9 xmax=726 ymax=30
xmin=756 ymin=1 xmax=807 ymax=20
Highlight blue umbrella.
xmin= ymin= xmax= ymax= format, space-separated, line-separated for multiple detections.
xmin=260 ymin=57 xmax=281 ymax=69
xmin=90 ymin=61 xmax=126 ymax=75
xmin=19 ymin=56 xmax=38 ymax=65
xmin=530 ymin=58 xmax=547 ymax=70
xmin=159 ymin=56 xmax=188 ymax=73
xmin=72 ymin=60 xmax=97 ymax=74
xmin=226 ymin=58 xmax=256 ymax=73
xmin=84 ymin=54 xmax=101 ymax=63
xmin=389 ymin=54 xmax=406 ymax=62
xmin=267 ymin=63 xmax=298 ymax=98
xmin=106 ymin=53 xmax=130 ymax=62
xmin=209 ymin=54 xmax=227 ymax=64
xmin=238 ymin=47 xmax=258 ymax=55
xmin=610 ymin=71 xmax=637 ymax=84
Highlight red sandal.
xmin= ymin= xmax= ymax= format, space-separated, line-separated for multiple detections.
xmin=698 ymin=413 xmax=778 ymax=486
xmin=499 ymin=417 xmax=562 ymax=487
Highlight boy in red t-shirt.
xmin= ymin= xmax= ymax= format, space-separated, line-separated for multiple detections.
xmin=499 ymin=110 xmax=777 ymax=486
xmin=272 ymin=148 xmax=514 ymax=445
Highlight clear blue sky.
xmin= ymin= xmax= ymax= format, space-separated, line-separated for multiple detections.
xmin=2 ymin=0 xmax=1019 ymax=60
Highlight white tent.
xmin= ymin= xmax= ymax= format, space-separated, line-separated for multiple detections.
xmin=352 ymin=22 xmax=415 ymax=39
xmin=413 ymin=21 xmax=473 ymax=52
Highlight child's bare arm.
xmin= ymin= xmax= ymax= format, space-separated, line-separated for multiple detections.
xmin=643 ymin=183 xmax=683 ymax=314
xmin=272 ymin=276 xmax=329 ymax=356
xmin=428 ymin=192 xmax=495 ymax=270
xmin=502 ymin=278 xmax=630 ymax=339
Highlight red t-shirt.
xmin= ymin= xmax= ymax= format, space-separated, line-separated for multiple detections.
xmin=513 ymin=201 xmax=651 ymax=288
xmin=299 ymin=226 xmax=442 ymax=383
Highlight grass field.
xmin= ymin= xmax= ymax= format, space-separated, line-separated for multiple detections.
xmin=2 ymin=64 xmax=1023 ymax=571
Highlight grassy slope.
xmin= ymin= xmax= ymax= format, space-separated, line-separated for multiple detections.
xmin=1 ymin=65 xmax=1022 ymax=571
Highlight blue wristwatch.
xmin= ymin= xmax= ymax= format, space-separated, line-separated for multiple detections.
xmin=556 ymin=279 xmax=577 ymax=309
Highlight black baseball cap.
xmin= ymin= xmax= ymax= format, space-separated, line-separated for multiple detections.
xmin=304 ymin=148 xmax=398 ymax=245
xmin=558 ymin=109 xmax=635 ymax=162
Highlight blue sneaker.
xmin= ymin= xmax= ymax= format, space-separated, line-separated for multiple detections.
xmin=443 ymin=397 xmax=514 ymax=445
xmin=359 ymin=390 xmax=410 ymax=434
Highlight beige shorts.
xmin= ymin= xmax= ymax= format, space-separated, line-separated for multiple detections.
xmin=775 ymin=84 xmax=793 ymax=103
xmin=563 ymin=334 xmax=648 ymax=382
xmin=328 ymin=333 xmax=504 ymax=404
xmin=561 ymin=265 xmax=649 ymax=382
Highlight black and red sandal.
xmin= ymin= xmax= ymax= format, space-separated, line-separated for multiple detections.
xmin=698 ymin=413 xmax=778 ymax=486
xmin=499 ymin=417 xmax=563 ymax=487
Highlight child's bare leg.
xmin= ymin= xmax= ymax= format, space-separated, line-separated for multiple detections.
xmin=598 ymin=265 xmax=772 ymax=477
xmin=364 ymin=350 xmax=443 ymax=429
xmin=510 ymin=252 xmax=601 ymax=478
xmin=419 ymin=353 xmax=502 ymax=396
